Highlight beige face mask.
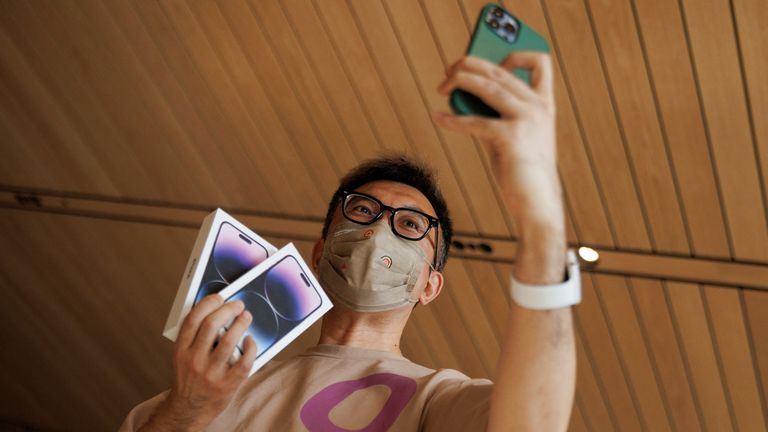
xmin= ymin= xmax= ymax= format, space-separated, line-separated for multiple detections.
xmin=317 ymin=220 xmax=434 ymax=312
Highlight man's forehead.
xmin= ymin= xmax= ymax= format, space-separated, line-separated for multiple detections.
xmin=354 ymin=180 xmax=436 ymax=215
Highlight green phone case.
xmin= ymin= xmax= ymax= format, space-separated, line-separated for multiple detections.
xmin=450 ymin=3 xmax=550 ymax=118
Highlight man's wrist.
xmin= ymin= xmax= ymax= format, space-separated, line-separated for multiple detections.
xmin=513 ymin=221 xmax=566 ymax=285
xmin=141 ymin=396 xmax=207 ymax=432
xmin=511 ymin=248 xmax=581 ymax=309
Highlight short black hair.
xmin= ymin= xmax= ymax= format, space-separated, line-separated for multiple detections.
xmin=321 ymin=154 xmax=452 ymax=271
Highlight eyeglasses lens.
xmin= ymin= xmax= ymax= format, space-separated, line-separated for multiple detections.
xmin=344 ymin=194 xmax=430 ymax=240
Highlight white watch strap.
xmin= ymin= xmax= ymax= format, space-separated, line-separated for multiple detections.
xmin=510 ymin=248 xmax=581 ymax=310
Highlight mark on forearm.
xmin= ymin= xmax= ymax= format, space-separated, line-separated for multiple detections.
xmin=547 ymin=309 xmax=573 ymax=349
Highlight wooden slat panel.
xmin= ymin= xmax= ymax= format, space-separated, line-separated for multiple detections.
xmin=157 ymin=0 xmax=322 ymax=214
xmin=538 ymin=0 xmax=652 ymax=250
xmin=240 ymin=0 xmax=357 ymax=176
xmin=280 ymin=0 xmax=383 ymax=160
xmin=130 ymin=0 xmax=283 ymax=209
xmin=461 ymin=0 xmax=615 ymax=247
xmin=667 ymin=281 xmax=734 ymax=431
xmin=0 ymin=283 xmax=118 ymax=429
xmin=680 ymin=0 xmax=768 ymax=261
xmin=401 ymin=318 xmax=438 ymax=368
xmin=731 ymin=0 xmax=768 ymax=219
xmin=0 ymin=2 xmax=165 ymax=200
xmin=310 ymin=0 xmax=411 ymax=155
xmin=632 ymin=0 xmax=731 ymax=259
xmin=595 ymin=274 xmax=672 ymax=431
xmin=568 ymin=400 xmax=589 ymax=432
xmin=104 ymin=0 xmax=244 ymax=206
xmin=0 ymin=64 xmax=81 ymax=190
xmin=584 ymin=0 xmax=689 ymax=255
xmin=743 ymin=290 xmax=768 ymax=422
xmin=464 ymin=260 xmax=509 ymax=342
xmin=564 ymin=204 xmax=579 ymax=245
xmin=411 ymin=299 xmax=463 ymax=371
xmin=55 ymin=0 xmax=268 ymax=207
xmin=187 ymin=0 xmax=349 ymax=195
xmin=78 ymin=0 xmax=231 ymax=204
xmin=0 ymin=209 xmax=186 ymax=430
xmin=0 ymin=28 xmax=117 ymax=194
xmin=442 ymin=261 xmax=500 ymax=378
xmin=575 ymin=275 xmax=642 ymax=431
xmin=430 ymin=271 xmax=490 ymax=378
xmin=573 ymin=319 xmax=616 ymax=431
xmin=704 ymin=286 xmax=767 ymax=431
xmin=0 ymin=369 xmax=54 ymax=428
xmin=631 ymin=278 xmax=703 ymax=431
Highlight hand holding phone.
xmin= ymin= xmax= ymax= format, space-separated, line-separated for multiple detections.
xmin=434 ymin=6 xmax=562 ymax=226
xmin=449 ymin=3 xmax=549 ymax=118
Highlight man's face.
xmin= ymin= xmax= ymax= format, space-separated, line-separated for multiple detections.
xmin=314 ymin=180 xmax=442 ymax=306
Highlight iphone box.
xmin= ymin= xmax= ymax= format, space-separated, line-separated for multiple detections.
xmin=163 ymin=208 xmax=279 ymax=341
xmin=217 ymin=243 xmax=333 ymax=375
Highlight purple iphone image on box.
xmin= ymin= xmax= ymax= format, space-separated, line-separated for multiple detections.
xmin=225 ymin=255 xmax=323 ymax=358
xmin=194 ymin=222 xmax=270 ymax=304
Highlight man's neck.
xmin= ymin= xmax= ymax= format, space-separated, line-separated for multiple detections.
xmin=317 ymin=304 xmax=411 ymax=355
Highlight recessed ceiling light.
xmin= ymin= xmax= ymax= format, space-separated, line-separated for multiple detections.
xmin=578 ymin=246 xmax=599 ymax=263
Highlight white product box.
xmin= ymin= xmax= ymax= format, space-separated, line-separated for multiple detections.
xmin=217 ymin=243 xmax=333 ymax=375
xmin=163 ymin=208 xmax=279 ymax=341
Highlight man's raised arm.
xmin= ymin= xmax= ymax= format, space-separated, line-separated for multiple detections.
xmin=433 ymin=51 xmax=577 ymax=431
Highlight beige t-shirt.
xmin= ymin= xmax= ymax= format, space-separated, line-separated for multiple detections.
xmin=119 ymin=344 xmax=493 ymax=431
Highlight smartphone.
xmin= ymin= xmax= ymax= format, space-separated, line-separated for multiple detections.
xmin=193 ymin=222 xmax=270 ymax=305
xmin=222 ymin=255 xmax=324 ymax=359
xmin=450 ymin=3 xmax=549 ymax=118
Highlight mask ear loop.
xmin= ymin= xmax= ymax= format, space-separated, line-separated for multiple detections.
xmin=431 ymin=221 xmax=440 ymax=272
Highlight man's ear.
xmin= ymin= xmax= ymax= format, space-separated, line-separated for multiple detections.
xmin=311 ymin=238 xmax=324 ymax=273
xmin=418 ymin=270 xmax=444 ymax=306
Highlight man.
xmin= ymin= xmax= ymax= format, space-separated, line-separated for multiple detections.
xmin=120 ymin=51 xmax=577 ymax=431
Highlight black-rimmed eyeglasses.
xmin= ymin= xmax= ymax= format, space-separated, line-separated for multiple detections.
xmin=340 ymin=191 xmax=439 ymax=245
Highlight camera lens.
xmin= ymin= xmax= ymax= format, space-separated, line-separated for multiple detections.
xmin=504 ymin=22 xmax=517 ymax=34
xmin=489 ymin=19 xmax=499 ymax=29
xmin=492 ymin=8 xmax=503 ymax=17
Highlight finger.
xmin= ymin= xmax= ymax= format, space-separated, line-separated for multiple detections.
xmin=432 ymin=111 xmax=499 ymax=139
xmin=439 ymin=71 xmax=525 ymax=117
xmin=230 ymin=335 xmax=258 ymax=379
xmin=189 ymin=300 xmax=245 ymax=355
xmin=177 ymin=294 xmax=224 ymax=349
xmin=439 ymin=56 xmax=537 ymax=103
xmin=500 ymin=51 xmax=554 ymax=103
xmin=211 ymin=310 xmax=252 ymax=366
xmin=443 ymin=55 xmax=466 ymax=82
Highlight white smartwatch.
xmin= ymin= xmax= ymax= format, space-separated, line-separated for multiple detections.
xmin=510 ymin=248 xmax=581 ymax=310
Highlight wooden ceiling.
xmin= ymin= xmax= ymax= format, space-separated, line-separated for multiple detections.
xmin=0 ymin=0 xmax=766 ymax=431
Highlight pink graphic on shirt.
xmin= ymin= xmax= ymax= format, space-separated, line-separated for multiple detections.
xmin=300 ymin=373 xmax=417 ymax=431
